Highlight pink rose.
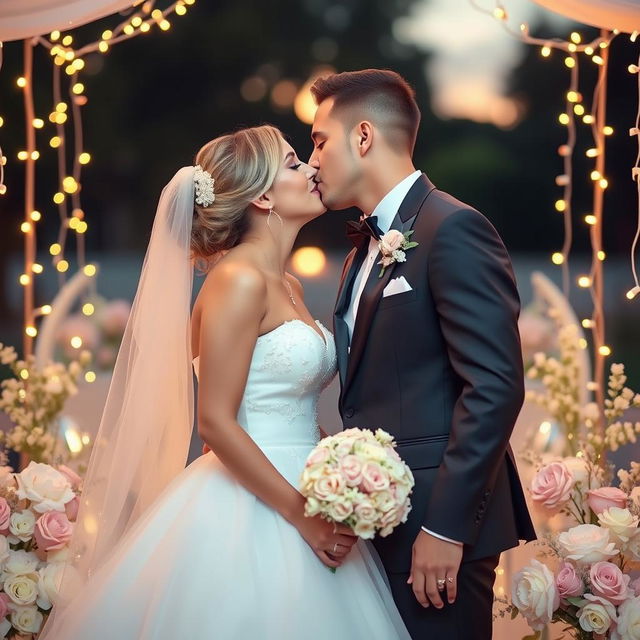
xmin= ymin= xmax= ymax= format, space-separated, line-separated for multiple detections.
xmin=587 ymin=487 xmax=628 ymax=515
xmin=380 ymin=230 xmax=405 ymax=254
xmin=0 ymin=497 xmax=11 ymax=534
xmin=312 ymin=474 xmax=345 ymax=501
xmin=65 ymin=496 xmax=80 ymax=522
xmin=0 ymin=593 xmax=10 ymax=619
xmin=556 ymin=562 xmax=584 ymax=599
xmin=339 ymin=455 xmax=363 ymax=487
xmin=34 ymin=511 xmax=73 ymax=551
xmin=57 ymin=465 xmax=81 ymax=490
xmin=361 ymin=462 xmax=390 ymax=493
xmin=590 ymin=561 xmax=632 ymax=605
xmin=306 ymin=447 xmax=330 ymax=467
xmin=530 ymin=462 xmax=575 ymax=510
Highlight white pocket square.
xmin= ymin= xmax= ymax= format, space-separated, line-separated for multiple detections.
xmin=382 ymin=276 xmax=413 ymax=298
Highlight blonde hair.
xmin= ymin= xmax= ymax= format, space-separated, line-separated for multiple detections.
xmin=191 ymin=125 xmax=283 ymax=268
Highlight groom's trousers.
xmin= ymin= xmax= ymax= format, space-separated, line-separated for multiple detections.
xmin=386 ymin=554 xmax=500 ymax=640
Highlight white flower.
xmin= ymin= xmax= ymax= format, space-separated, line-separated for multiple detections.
xmin=8 ymin=510 xmax=36 ymax=543
xmin=5 ymin=550 xmax=39 ymax=575
xmin=511 ymin=559 xmax=559 ymax=630
xmin=577 ymin=594 xmax=616 ymax=635
xmin=563 ymin=456 xmax=596 ymax=490
xmin=353 ymin=520 xmax=376 ymax=539
xmin=391 ymin=249 xmax=406 ymax=263
xmin=612 ymin=596 xmax=640 ymax=640
xmin=15 ymin=462 xmax=74 ymax=513
xmin=598 ymin=507 xmax=640 ymax=546
xmin=10 ymin=605 xmax=43 ymax=634
xmin=4 ymin=573 xmax=38 ymax=606
xmin=374 ymin=429 xmax=394 ymax=446
xmin=36 ymin=562 xmax=65 ymax=610
xmin=558 ymin=524 xmax=619 ymax=564
xmin=193 ymin=164 xmax=215 ymax=206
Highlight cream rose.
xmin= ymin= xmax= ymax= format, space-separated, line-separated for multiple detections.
xmin=5 ymin=550 xmax=39 ymax=575
xmin=312 ymin=473 xmax=345 ymax=502
xmin=361 ymin=463 xmax=390 ymax=493
xmin=10 ymin=605 xmax=43 ymax=634
xmin=353 ymin=520 xmax=376 ymax=539
xmin=354 ymin=500 xmax=378 ymax=524
xmin=612 ymin=596 xmax=640 ymax=640
xmin=15 ymin=462 xmax=74 ymax=513
xmin=328 ymin=498 xmax=354 ymax=522
xmin=339 ymin=455 xmax=364 ymax=487
xmin=373 ymin=490 xmax=396 ymax=513
xmin=36 ymin=562 xmax=65 ymax=610
xmin=563 ymin=456 xmax=595 ymax=489
xmin=306 ymin=447 xmax=330 ymax=467
xmin=577 ymin=594 xmax=616 ymax=635
xmin=511 ymin=559 xmax=560 ymax=630
xmin=598 ymin=507 xmax=639 ymax=546
xmin=379 ymin=230 xmax=405 ymax=254
xmin=9 ymin=510 xmax=36 ymax=543
xmin=355 ymin=441 xmax=387 ymax=462
xmin=558 ymin=524 xmax=619 ymax=564
xmin=4 ymin=573 xmax=38 ymax=606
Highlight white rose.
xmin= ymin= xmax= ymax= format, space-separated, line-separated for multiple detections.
xmin=0 ymin=535 xmax=10 ymax=565
xmin=4 ymin=573 xmax=38 ymax=606
xmin=563 ymin=456 xmax=594 ymax=489
xmin=5 ymin=550 xmax=39 ymax=575
xmin=511 ymin=559 xmax=559 ymax=630
xmin=353 ymin=520 xmax=376 ymax=539
xmin=598 ymin=507 xmax=640 ymax=546
xmin=354 ymin=442 xmax=387 ymax=462
xmin=558 ymin=524 xmax=619 ymax=564
xmin=327 ymin=498 xmax=354 ymax=522
xmin=612 ymin=596 xmax=640 ymax=640
xmin=15 ymin=462 xmax=74 ymax=513
xmin=373 ymin=491 xmax=396 ymax=513
xmin=577 ymin=594 xmax=616 ymax=635
xmin=37 ymin=562 xmax=66 ymax=610
xmin=10 ymin=605 xmax=43 ymax=634
xmin=354 ymin=500 xmax=378 ymax=524
xmin=8 ymin=510 xmax=36 ymax=543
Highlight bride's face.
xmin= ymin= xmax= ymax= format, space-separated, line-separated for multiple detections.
xmin=268 ymin=141 xmax=326 ymax=222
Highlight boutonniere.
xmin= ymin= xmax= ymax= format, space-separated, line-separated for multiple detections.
xmin=377 ymin=230 xmax=419 ymax=278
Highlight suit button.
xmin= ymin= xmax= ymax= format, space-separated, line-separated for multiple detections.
xmin=345 ymin=408 xmax=355 ymax=418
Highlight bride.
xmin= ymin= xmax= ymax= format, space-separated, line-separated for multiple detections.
xmin=40 ymin=125 xmax=410 ymax=639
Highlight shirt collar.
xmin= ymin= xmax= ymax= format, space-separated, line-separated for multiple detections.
xmin=369 ymin=170 xmax=422 ymax=234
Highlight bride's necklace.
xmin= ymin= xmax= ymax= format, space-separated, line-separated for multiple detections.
xmin=284 ymin=279 xmax=296 ymax=306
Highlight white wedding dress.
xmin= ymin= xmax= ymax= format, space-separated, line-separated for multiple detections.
xmin=50 ymin=319 xmax=410 ymax=639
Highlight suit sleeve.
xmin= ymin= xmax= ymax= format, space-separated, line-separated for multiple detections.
xmin=422 ymin=208 xmax=524 ymax=546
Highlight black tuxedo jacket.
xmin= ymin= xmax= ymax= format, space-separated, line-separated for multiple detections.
xmin=334 ymin=174 xmax=536 ymax=572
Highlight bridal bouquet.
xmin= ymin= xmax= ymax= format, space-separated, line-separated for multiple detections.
xmin=0 ymin=461 xmax=82 ymax=639
xmin=299 ymin=428 xmax=414 ymax=539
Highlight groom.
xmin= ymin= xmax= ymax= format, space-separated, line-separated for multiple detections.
xmin=309 ymin=69 xmax=536 ymax=639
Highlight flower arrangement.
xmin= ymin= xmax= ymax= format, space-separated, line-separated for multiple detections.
xmin=505 ymin=325 xmax=640 ymax=639
xmin=377 ymin=230 xmax=418 ymax=278
xmin=299 ymin=427 xmax=414 ymax=539
xmin=0 ymin=461 xmax=81 ymax=639
xmin=0 ymin=343 xmax=90 ymax=464
xmin=56 ymin=297 xmax=130 ymax=371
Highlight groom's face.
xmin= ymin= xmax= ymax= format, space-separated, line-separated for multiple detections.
xmin=309 ymin=98 xmax=360 ymax=211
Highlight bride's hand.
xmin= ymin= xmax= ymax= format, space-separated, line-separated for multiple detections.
xmin=292 ymin=512 xmax=358 ymax=569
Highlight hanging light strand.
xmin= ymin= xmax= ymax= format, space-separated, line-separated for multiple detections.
xmin=628 ymin=52 xmax=640 ymax=301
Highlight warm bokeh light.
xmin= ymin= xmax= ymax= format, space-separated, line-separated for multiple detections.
xmin=578 ymin=276 xmax=592 ymax=288
xmin=551 ymin=252 xmax=564 ymax=265
xmin=291 ymin=247 xmax=327 ymax=277
xmin=599 ymin=345 xmax=611 ymax=356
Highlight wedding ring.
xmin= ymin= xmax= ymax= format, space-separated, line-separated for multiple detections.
xmin=447 ymin=577 xmax=454 ymax=584
xmin=437 ymin=579 xmax=446 ymax=591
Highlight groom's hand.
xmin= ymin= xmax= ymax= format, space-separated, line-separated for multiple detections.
xmin=408 ymin=530 xmax=463 ymax=609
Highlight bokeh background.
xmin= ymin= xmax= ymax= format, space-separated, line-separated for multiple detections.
xmin=1 ymin=0 xmax=639 ymax=386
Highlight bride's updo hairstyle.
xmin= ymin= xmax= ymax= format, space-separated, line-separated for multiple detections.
xmin=191 ymin=125 xmax=283 ymax=267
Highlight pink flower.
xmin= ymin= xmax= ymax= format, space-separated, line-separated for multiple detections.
xmin=530 ymin=462 xmax=575 ymax=511
xmin=339 ymin=455 xmax=364 ymax=487
xmin=312 ymin=474 xmax=345 ymax=501
xmin=306 ymin=447 xmax=330 ymax=467
xmin=556 ymin=562 xmax=584 ymax=599
xmin=361 ymin=462 xmax=390 ymax=493
xmin=0 ymin=593 xmax=10 ymax=619
xmin=0 ymin=497 xmax=11 ymax=534
xmin=590 ymin=561 xmax=632 ymax=605
xmin=65 ymin=496 xmax=80 ymax=522
xmin=379 ymin=230 xmax=405 ymax=254
xmin=34 ymin=511 xmax=73 ymax=551
xmin=57 ymin=465 xmax=81 ymax=490
xmin=587 ymin=487 xmax=628 ymax=515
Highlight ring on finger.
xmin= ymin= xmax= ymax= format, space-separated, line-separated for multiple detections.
xmin=436 ymin=578 xmax=446 ymax=591
xmin=447 ymin=576 xmax=455 ymax=584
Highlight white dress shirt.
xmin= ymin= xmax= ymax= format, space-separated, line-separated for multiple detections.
xmin=344 ymin=169 xmax=463 ymax=548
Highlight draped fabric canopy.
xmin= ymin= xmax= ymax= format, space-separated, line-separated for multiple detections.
xmin=0 ymin=0 xmax=134 ymax=42
xmin=531 ymin=0 xmax=640 ymax=34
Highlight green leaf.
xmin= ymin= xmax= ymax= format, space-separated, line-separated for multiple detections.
xmin=566 ymin=597 xmax=588 ymax=608
xmin=403 ymin=241 xmax=419 ymax=249
xmin=404 ymin=230 xmax=415 ymax=238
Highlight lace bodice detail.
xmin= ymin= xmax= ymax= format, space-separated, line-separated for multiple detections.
xmin=193 ymin=319 xmax=337 ymax=447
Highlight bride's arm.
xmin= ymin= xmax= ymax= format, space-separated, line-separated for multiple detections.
xmin=197 ymin=261 xmax=355 ymax=566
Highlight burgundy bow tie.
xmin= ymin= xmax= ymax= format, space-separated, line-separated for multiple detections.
xmin=345 ymin=215 xmax=383 ymax=246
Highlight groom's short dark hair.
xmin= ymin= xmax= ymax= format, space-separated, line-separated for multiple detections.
xmin=310 ymin=69 xmax=421 ymax=153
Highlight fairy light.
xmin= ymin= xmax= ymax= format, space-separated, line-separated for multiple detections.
xmin=83 ymin=264 xmax=97 ymax=277
xmin=56 ymin=260 xmax=69 ymax=273
xmin=599 ymin=346 xmax=611 ymax=356
xmin=31 ymin=263 xmax=43 ymax=274
xmin=70 ymin=336 xmax=83 ymax=349
xmin=582 ymin=319 xmax=594 ymax=329
xmin=555 ymin=199 xmax=567 ymax=212
xmin=578 ymin=276 xmax=592 ymax=288
xmin=84 ymin=371 xmax=97 ymax=383
xmin=82 ymin=303 xmax=95 ymax=316
xmin=585 ymin=215 xmax=597 ymax=225
xmin=30 ymin=210 xmax=41 ymax=221
xmin=541 ymin=46 xmax=551 ymax=57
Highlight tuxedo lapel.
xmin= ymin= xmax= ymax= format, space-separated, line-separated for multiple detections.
xmin=344 ymin=174 xmax=436 ymax=394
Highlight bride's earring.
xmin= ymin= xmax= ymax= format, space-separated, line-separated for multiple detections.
xmin=267 ymin=207 xmax=283 ymax=231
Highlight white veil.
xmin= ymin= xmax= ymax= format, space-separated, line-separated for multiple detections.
xmin=41 ymin=166 xmax=196 ymax=636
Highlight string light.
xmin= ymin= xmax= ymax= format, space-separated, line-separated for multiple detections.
xmin=585 ymin=215 xmax=597 ymax=225
xmin=599 ymin=345 xmax=611 ymax=356
xmin=578 ymin=276 xmax=592 ymax=288
xmin=82 ymin=303 xmax=95 ymax=316
xmin=552 ymin=252 xmax=564 ymax=265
